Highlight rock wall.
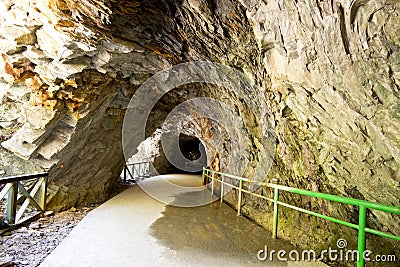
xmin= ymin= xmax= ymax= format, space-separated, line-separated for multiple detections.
xmin=0 ymin=0 xmax=399 ymax=258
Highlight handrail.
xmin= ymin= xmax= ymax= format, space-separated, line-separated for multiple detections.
xmin=202 ymin=167 xmax=400 ymax=267
xmin=0 ymin=172 xmax=48 ymax=227
xmin=0 ymin=172 xmax=49 ymax=184
xmin=204 ymin=169 xmax=400 ymax=214
xmin=125 ymin=161 xmax=149 ymax=166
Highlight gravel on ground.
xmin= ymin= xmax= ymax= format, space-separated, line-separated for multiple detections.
xmin=0 ymin=181 xmax=132 ymax=267
xmin=0 ymin=206 xmax=96 ymax=267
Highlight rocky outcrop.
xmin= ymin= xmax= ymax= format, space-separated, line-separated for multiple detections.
xmin=0 ymin=0 xmax=399 ymax=257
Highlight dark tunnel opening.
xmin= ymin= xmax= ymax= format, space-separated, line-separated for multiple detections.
xmin=160 ymin=133 xmax=207 ymax=175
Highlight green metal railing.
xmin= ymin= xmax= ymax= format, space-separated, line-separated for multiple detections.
xmin=0 ymin=172 xmax=48 ymax=227
xmin=123 ymin=162 xmax=150 ymax=182
xmin=202 ymin=167 xmax=400 ymax=267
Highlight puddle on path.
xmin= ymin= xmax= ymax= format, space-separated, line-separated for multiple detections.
xmin=149 ymin=190 xmax=305 ymax=266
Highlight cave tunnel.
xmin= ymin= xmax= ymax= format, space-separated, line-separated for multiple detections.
xmin=168 ymin=133 xmax=207 ymax=175
xmin=1 ymin=0 xmax=399 ymax=258
xmin=135 ymin=84 xmax=225 ymax=177
xmin=152 ymin=133 xmax=208 ymax=175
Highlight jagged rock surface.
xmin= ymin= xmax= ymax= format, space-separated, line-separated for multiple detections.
xmin=0 ymin=0 xmax=399 ymax=256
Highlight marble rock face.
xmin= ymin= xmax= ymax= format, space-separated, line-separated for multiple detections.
xmin=0 ymin=0 xmax=398 ymax=255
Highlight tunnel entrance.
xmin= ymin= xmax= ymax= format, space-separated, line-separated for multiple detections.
xmin=178 ymin=133 xmax=207 ymax=174
xmin=163 ymin=133 xmax=207 ymax=175
xmin=125 ymin=129 xmax=208 ymax=176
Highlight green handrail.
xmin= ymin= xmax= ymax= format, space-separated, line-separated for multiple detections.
xmin=202 ymin=167 xmax=400 ymax=267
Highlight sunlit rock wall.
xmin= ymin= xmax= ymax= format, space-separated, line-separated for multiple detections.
xmin=0 ymin=0 xmax=398 ymax=257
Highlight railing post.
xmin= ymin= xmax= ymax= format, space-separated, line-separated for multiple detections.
xmin=39 ymin=175 xmax=48 ymax=211
xmin=6 ymin=181 xmax=18 ymax=225
xmin=237 ymin=179 xmax=243 ymax=216
xmin=220 ymin=175 xmax=224 ymax=204
xmin=211 ymin=170 xmax=214 ymax=196
xmin=201 ymin=167 xmax=205 ymax=186
xmin=272 ymin=187 xmax=279 ymax=239
xmin=357 ymin=205 xmax=367 ymax=267
xmin=124 ymin=165 xmax=127 ymax=182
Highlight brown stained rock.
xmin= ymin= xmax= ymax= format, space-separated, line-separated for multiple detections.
xmin=24 ymin=76 xmax=44 ymax=91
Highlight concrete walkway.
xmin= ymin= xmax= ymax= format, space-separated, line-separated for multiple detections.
xmin=40 ymin=175 xmax=327 ymax=267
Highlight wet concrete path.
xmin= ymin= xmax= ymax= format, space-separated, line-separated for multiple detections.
xmin=41 ymin=175 xmax=327 ymax=267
